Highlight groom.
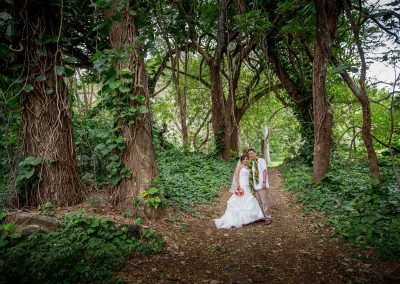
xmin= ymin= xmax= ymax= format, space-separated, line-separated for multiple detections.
xmin=248 ymin=149 xmax=271 ymax=224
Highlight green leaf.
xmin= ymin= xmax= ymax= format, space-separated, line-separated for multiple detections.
xmin=92 ymin=22 xmax=107 ymax=32
xmin=45 ymin=88 xmax=54 ymax=94
xmin=117 ymin=68 xmax=133 ymax=75
xmin=0 ymin=212 xmax=6 ymax=220
xmin=0 ymin=12 xmax=12 ymax=21
xmin=64 ymin=65 xmax=75 ymax=77
xmin=111 ymin=176 xmax=121 ymax=185
xmin=119 ymin=86 xmax=130 ymax=93
xmin=109 ymin=80 xmax=121 ymax=89
xmin=138 ymin=106 xmax=148 ymax=114
xmin=91 ymin=219 xmax=99 ymax=228
xmin=35 ymin=74 xmax=46 ymax=82
xmin=10 ymin=232 xmax=22 ymax=239
xmin=6 ymin=22 xmax=12 ymax=36
xmin=134 ymin=217 xmax=143 ymax=226
xmin=56 ymin=66 xmax=65 ymax=76
xmin=64 ymin=56 xmax=78 ymax=64
xmin=24 ymin=84 xmax=34 ymax=92
xmin=17 ymin=168 xmax=34 ymax=181
xmin=109 ymin=155 xmax=119 ymax=161
xmin=22 ymin=156 xmax=43 ymax=166
xmin=4 ymin=223 xmax=16 ymax=232
xmin=36 ymin=49 xmax=47 ymax=57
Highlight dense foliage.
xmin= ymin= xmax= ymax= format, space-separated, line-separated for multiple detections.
xmin=281 ymin=158 xmax=400 ymax=259
xmin=156 ymin=148 xmax=235 ymax=212
xmin=0 ymin=211 xmax=163 ymax=283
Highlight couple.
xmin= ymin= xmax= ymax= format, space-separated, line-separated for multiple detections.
xmin=214 ymin=149 xmax=271 ymax=229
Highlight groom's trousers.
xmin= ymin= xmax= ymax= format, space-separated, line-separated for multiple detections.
xmin=255 ymin=188 xmax=270 ymax=218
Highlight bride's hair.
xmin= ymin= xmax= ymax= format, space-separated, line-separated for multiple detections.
xmin=240 ymin=154 xmax=248 ymax=162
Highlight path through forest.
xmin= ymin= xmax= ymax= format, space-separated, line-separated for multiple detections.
xmin=123 ymin=168 xmax=400 ymax=283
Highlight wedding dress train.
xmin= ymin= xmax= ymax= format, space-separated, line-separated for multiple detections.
xmin=214 ymin=167 xmax=264 ymax=228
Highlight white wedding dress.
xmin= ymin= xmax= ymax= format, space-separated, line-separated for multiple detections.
xmin=214 ymin=167 xmax=265 ymax=229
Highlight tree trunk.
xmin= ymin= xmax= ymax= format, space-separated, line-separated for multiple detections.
xmin=262 ymin=124 xmax=272 ymax=164
xmin=172 ymin=45 xmax=189 ymax=145
xmin=20 ymin=1 xmax=82 ymax=207
xmin=210 ymin=63 xmax=230 ymax=160
xmin=359 ymin=96 xmax=380 ymax=180
xmin=182 ymin=47 xmax=189 ymax=145
xmin=312 ymin=0 xmax=342 ymax=183
xmin=229 ymin=123 xmax=239 ymax=155
xmin=342 ymin=1 xmax=380 ymax=181
xmin=107 ymin=2 xmax=158 ymax=205
xmin=190 ymin=0 xmax=232 ymax=161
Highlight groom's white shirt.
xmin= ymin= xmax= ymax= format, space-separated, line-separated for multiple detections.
xmin=252 ymin=158 xmax=269 ymax=190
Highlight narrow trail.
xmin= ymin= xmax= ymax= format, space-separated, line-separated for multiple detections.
xmin=124 ymin=168 xmax=399 ymax=283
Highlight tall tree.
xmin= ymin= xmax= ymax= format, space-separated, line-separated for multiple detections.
xmin=15 ymin=0 xmax=83 ymax=206
xmin=175 ymin=0 xmax=261 ymax=159
xmin=329 ymin=1 xmax=380 ymax=181
xmin=105 ymin=1 xmax=158 ymax=206
xmin=312 ymin=0 xmax=342 ymax=183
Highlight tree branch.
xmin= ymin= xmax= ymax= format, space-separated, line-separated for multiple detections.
xmin=165 ymin=65 xmax=211 ymax=88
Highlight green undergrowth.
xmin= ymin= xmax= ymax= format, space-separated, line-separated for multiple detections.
xmin=281 ymin=159 xmax=400 ymax=259
xmin=0 ymin=210 xmax=163 ymax=283
xmin=156 ymin=149 xmax=235 ymax=213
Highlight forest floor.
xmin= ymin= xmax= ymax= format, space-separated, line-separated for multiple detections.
xmin=122 ymin=168 xmax=400 ymax=284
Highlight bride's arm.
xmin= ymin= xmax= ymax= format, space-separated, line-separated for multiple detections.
xmin=234 ymin=165 xmax=241 ymax=189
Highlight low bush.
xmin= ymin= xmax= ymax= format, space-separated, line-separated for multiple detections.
xmin=0 ymin=210 xmax=163 ymax=283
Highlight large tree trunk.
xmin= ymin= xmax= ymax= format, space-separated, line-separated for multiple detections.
xmin=312 ymin=0 xmax=342 ymax=183
xmin=20 ymin=1 xmax=82 ymax=207
xmin=210 ymin=63 xmax=231 ymax=160
xmin=107 ymin=2 xmax=157 ymax=205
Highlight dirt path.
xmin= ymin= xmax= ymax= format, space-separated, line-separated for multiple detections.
xmin=123 ymin=168 xmax=400 ymax=283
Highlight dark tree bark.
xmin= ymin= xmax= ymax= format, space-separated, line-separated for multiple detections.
xmin=106 ymin=1 xmax=158 ymax=206
xmin=312 ymin=0 xmax=342 ymax=183
xmin=19 ymin=1 xmax=82 ymax=207
xmin=209 ymin=62 xmax=231 ymax=160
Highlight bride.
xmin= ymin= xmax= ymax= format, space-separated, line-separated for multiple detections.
xmin=214 ymin=154 xmax=265 ymax=229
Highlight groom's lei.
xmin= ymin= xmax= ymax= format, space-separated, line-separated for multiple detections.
xmin=247 ymin=157 xmax=259 ymax=195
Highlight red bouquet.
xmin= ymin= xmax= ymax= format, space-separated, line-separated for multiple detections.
xmin=234 ymin=188 xmax=244 ymax=196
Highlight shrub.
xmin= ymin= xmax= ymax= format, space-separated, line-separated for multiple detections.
xmin=156 ymin=149 xmax=235 ymax=211
xmin=0 ymin=210 xmax=163 ymax=283
xmin=281 ymin=159 xmax=400 ymax=259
